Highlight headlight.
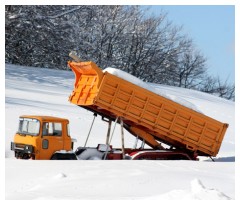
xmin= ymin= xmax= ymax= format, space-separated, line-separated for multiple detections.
xmin=24 ymin=145 xmax=33 ymax=153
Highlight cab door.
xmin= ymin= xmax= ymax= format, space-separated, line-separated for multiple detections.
xmin=40 ymin=122 xmax=64 ymax=159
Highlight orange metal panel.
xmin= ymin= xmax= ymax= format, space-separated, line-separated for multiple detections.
xmin=68 ymin=61 xmax=228 ymax=157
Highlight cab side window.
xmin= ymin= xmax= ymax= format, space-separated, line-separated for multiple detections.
xmin=42 ymin=122 xmax=62 ymax=136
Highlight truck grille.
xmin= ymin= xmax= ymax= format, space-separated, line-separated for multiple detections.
xmin=15 ymin=143 xmax=25 ymax=150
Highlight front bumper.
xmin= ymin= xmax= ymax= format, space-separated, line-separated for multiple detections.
xmin=11 ymin=142 xmax=34 ymax=154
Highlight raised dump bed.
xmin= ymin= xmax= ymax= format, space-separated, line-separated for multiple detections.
xmin=68 ymin=61 xmax=228 ymax=157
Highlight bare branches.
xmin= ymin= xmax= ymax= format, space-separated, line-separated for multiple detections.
xmin=5 ymin=5 xmax=234 ymax=101
xmin=43 ymin=6 xmax=83 ymax=19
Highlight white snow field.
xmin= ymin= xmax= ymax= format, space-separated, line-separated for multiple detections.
xmin=5 ymin=64 xmax=235 ymax=200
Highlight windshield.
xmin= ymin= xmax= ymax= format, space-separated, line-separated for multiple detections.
xmin=18 ymin=118 xmax=40 ymax=136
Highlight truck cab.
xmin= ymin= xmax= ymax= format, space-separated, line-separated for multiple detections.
xmin=11 ymin=115 xmax=76 ymax=160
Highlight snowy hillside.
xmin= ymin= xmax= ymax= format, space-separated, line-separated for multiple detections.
xmin=5 ymin=64 xmax=235 ymax=200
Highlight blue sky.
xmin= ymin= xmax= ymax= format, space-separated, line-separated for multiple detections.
xmin=144 ymin=5 xmax=235 ymax=84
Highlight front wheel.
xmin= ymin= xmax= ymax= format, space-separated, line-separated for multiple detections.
xmin=51 ymin=152 xmax=77 ymax=160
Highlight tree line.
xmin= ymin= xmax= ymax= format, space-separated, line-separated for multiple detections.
xmin=5 ymin=5 xmax=234 ymax=100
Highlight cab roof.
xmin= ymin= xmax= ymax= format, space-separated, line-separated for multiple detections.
xmin=20 ymin=115 xmax=69 ymax=122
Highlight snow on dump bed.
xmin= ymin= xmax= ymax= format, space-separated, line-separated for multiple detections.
xmin=104 ymin=67 xmax=201 ymax=112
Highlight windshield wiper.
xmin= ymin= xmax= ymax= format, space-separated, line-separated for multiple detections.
xmin=27 ymin=133 xmax=37 ymax=137
xmin=17 ymin=132 xmax=26 ymax=136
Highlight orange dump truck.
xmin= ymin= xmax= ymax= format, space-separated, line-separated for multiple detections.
xmin=68 ymin=61 xmax=228 ymax=160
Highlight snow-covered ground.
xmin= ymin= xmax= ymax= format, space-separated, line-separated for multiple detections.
xmin=5 ymin=64 xmax=235 ymax=200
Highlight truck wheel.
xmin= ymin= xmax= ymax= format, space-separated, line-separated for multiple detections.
xmin=51 ymin=153 xmax=77 ymax=160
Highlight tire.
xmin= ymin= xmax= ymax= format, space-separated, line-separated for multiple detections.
xmin=51 ymin=152 xmax=77 ymax=160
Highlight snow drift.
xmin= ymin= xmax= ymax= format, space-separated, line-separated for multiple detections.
xmin=5 ymin=64 xmax=235 ymax=200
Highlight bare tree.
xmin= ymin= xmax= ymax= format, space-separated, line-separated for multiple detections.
xmin=5 ymin=5 xmax=234 ymax=101
xmin=200 ymin=76 xmax=235 ymax=101
xmin=175 ymin=50 xmax=207 ymax=88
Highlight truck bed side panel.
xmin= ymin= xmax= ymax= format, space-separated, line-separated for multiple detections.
xmin=68 ymin=61 xmax=228 ymax=156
